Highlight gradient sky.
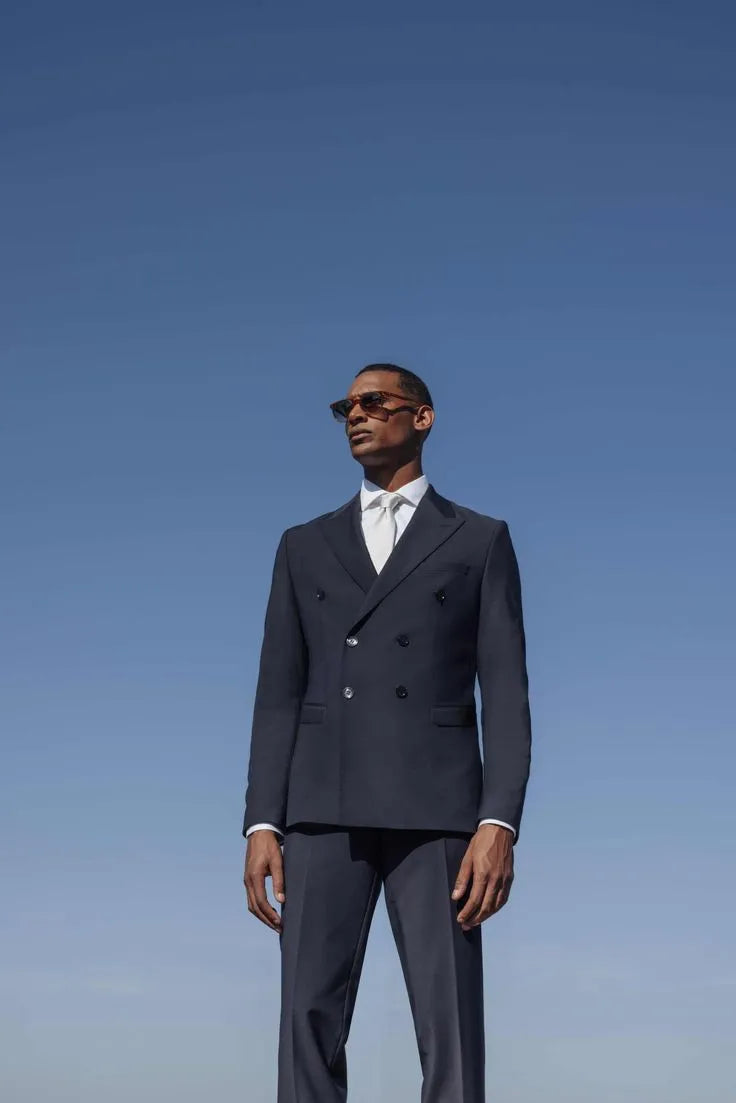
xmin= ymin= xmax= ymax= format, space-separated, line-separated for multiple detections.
xmin=2 ymin=3 xmax=735 ymax=1101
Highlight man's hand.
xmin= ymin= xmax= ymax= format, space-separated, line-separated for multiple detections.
xmin=244 ymin=830 xmax=286 ymax=932
xmin=451 ymin=824 xmax=514 ymax=930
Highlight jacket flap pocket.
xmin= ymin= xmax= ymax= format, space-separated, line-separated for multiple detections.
xmin=422 ymin=561 xmax=471 ymax=580
xmin=431 ymin=704 xmax=477 ymax=726
xmin=299 ymin=703 xmax=326 ymax=724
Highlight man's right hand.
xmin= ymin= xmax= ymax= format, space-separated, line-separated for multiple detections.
xmin=244 ymin=830 xmax=285 ymax=932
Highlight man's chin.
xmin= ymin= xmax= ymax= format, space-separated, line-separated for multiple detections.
xmin=350 ymin=440 xmax=380 ymax=459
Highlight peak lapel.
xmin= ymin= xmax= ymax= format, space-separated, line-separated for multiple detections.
xmin=318 ymin=492 xmax=378 ymax=593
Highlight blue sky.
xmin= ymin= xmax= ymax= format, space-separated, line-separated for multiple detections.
xmin=2 ymin=2 xmax=734 ymax=1100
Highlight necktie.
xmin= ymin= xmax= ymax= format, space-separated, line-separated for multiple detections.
xmin=365 ymin=491 xmax=405 ymax=572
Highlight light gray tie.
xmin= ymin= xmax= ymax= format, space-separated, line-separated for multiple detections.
xmin=365 ymin=491 xmax=405 ymax=572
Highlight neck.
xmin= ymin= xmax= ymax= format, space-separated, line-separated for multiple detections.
xmin=362 ymin=458 xmax=424 ymax=493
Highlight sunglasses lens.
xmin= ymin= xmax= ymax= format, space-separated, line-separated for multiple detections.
xmin=360 ymin=392 xmax=384 ymax=410
xmin=331 ymin=392 xmax=387 ymax=421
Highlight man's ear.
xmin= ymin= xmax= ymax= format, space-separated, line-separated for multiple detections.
xmin=416 ymin=405 xmax=434 ymax=434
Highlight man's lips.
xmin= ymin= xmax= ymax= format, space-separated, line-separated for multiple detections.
xmin=349 ymin=431 xmax=372 ymax=443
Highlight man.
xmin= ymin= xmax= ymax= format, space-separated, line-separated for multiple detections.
xmin=242 ymin=363 xmax=532 ymax=1102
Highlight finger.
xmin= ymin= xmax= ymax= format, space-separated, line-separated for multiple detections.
xmin=271 ymin=849 xmax=286 ymax=905
xmin=489 ymin=872 xmax=513 ymax=916
xmin=456 ymin=872 xmax=487 ymax=924
xmin=451 ymin=852 xmax=474 ymax=901
xmin=244 ymin=871 xmax=263 ymax=920
xmin=247 ymin=869 xmax=281 ymax=931
xmin=253 ymin=873 xmax=282 ymax=930
xmin=467 ymin=878 xmax=499 ymax=927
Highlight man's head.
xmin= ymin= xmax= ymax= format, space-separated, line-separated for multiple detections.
xmin=330 ymin=363 xmax=434 ymax=469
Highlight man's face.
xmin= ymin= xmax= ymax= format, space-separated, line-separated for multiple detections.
xmin=336 ymin=370 xmax=431 ymax=464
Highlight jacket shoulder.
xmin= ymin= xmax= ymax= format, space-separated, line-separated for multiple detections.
xmin=439 ymin=493 xmax=507 ymax=534
xmin=277 ymin=496 xmax=355 ymax=543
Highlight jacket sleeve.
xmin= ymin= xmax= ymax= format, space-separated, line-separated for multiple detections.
xmin=475 ymin=520 xmax=532 ymax=842
xmin=242 ymin=528 xmax=308 ymax=836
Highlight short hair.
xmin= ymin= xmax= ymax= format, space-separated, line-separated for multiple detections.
xmin=356 ymin=363 xmax=434 ymax=441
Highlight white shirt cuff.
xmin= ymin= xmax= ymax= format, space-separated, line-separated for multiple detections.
xmin=245 ymin=822 xmax=284 ymax=838
xmin=477 ymin=818 xmax=516 ymax=838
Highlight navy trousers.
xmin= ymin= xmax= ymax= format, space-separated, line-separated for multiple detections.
xmin=277 ymin=823 xmax=486 ymax=1102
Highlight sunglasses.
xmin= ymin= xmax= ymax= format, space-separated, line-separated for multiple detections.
xmin=330 ymin=389 xmax=421 ymax=422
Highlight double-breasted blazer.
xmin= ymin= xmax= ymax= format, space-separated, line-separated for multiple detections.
xmin=242 ymin=483 xmax=532 ymax=840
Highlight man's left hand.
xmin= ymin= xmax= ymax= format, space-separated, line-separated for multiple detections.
xmin=452 ymin=824 xmax=514 ymax=930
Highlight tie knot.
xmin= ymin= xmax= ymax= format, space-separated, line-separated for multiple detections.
xmin=373 ymin=491 xmax=405 ymax=512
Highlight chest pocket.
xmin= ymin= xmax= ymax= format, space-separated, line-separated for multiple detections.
xmin=417 ymin=561 xmax=472 ymax=600
xmin=418 ymin=561 xmax=471 ymax=583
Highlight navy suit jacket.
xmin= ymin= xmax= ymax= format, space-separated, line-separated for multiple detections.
xmin=242 ymin=483 xmax=532 ymax=840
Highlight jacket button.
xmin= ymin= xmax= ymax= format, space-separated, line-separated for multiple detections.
xmin=395 ymin=685 xmax=408 ymax=698
xmin=396 ymin=634 xmax=410 ymax=647
xmin=342 ymin=686 xmax=355 ymax=699
xmin=345 ymin=636 xmax=358 ymax=647
xmin=435 ymin=589 xmax=446 ymax=603
xmin=317 ymin=589 xmax=325 ymax=600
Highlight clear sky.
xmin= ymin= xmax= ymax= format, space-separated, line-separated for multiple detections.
xmin=2 ymin=2 xmax=734 ymax=1100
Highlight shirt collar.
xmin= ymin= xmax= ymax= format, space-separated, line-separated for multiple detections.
xmin=360 ymin=473 xmax=430 ymax=512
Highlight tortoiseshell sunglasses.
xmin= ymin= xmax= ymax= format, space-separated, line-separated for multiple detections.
xmin=330 ymin=390 xmax=421 ymax=422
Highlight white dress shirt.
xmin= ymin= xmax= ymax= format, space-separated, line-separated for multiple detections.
xmin=246 ymin=473 xmax=516 ymax=841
